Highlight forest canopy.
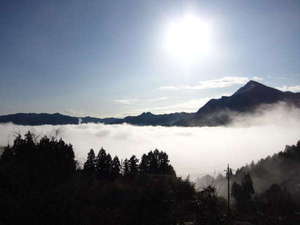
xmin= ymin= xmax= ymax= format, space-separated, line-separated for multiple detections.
xmin=0 ymin=132 xmax=299 ymax=225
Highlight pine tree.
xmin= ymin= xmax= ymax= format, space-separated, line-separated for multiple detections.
xmin=158 ymin=151 xmax=169 ymax=174
xmin=96 ymin=148 xmax=107 ymax=178
xmin=232 ymin=173 xmax=255 ymax=213
xmin=128 ymin=155 xmax=139 ymax=177
xmin=148 ymin=151 xmax=158 ymax=174
xmin=83 ymin=149 xmax=96 ymax=175
xmin=241 ymin=173 xmax=254 ymax=199
xmin=139 ymin=154 xmax=149 ymax=175
xmin=0 ymin=145 xmax=13 ymax=163
xmin=123 ymin=159 xmax=130 ymax=177
xmin=111 ymin=156 xmax=121 ymax=179
xmin=104 ymin=153 xmax=112 ymax=179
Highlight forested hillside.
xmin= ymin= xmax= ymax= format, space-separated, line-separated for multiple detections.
xmin=0 ymin=132 xmax=226 ymax=225
xmin=196 ymin=140 xmax=300 ymax=224
xmin=210 ymin=141 xmax=300 ymax=198
xmin=1 ymin=132 xmax=300 ymax=225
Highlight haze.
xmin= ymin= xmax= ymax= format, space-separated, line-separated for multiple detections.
xmin=1 ymin=103 xmax=299 ymax=177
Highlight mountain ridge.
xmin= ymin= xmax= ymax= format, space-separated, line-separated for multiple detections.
xmin=1 ymin=81 xmax=300 ymax=127
xmin=183 ymin=80 xmax=300 ymax=126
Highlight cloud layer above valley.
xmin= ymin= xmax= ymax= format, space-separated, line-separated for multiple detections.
xmin=0 ymin=103 xmax=300 ymax=178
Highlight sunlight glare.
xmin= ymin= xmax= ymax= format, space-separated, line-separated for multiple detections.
xmin=164 ymin=14 xmax=213 ymax=64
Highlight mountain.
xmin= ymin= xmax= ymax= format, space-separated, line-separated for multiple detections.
xmin=121 ymin=112 xmax=194 ymax=126
xmin=184 ymin=80 xmax=300 ymax=126
xmin=198 ymin=80 xmax=299 ymax=114
xmin=0 ymin=112 xmax=194 ymax=126
xmin=0 ymin=113 xmax=126 ymax=126
xmin=1 ymin=81 xmax=300 ymax=127
xmin=0 ymin=113 xmax=79 ymax=126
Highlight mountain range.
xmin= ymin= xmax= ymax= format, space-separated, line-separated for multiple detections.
xmin=1 ymin=80 xmax=300 ymax=127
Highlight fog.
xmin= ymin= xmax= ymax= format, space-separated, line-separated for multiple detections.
xmin=0 ymin=103 xmax=299 ymax=177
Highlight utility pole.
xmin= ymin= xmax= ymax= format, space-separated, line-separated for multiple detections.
xmin=225 ymin=164 xmax=232 ymax=216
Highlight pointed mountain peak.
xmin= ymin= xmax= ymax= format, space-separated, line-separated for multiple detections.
xmin=245 ymin=80 xmax=263 ymax=86
xmin=242 ymin=80 xmax=266 ymax=89
xmin=233 ymin=80 xmax=281 ymax=96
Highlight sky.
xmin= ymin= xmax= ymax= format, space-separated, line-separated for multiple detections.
xmin=1 ymin=0 xmax=300 ymax=117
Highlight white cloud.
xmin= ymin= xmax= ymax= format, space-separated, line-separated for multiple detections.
xmin=160 ymin=76 xmax=263 ymax=91
xmin=0 ymin=104 xmax=299 ymax=178
xmin=134 ymin=98 xmax=209 ymax=114
xmin=148 ymin=97 xmax=169 ymax=102
xmin=114 ymin=97 xmax=168 ymax=105
xmin=252 ymin=76 xmax=264 ymax=81
xmin=140 ymin=95 xmax=231 ymax=114
xmin=277 ymin=85 xmax=300 ymax=92
xmin=116 ymin=94 xmax=231 ymax=116
xmin=114 ymin=98 xmax=139 ymax=105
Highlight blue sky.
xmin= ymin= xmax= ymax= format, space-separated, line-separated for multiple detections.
xmin=1 ymin=0 xmax=300 ymax=117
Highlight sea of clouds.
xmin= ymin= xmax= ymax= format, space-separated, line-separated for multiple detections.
xmin=0 ymin=103 xmax=299 ymax=178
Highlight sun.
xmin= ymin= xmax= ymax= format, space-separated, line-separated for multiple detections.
xmin=164 ymin=14 xmax=213 ymax=63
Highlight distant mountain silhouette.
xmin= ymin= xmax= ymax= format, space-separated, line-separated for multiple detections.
xmin=120 ymin=112 xmax=194 ymax=126
xmin=0 ymin=113 xmax=79 ymax=125
xmin=1 ymin=81 xmax=300 ymax=127
xmin=0 ymin=112 xmax=195 ymax=126
xmin=184 ymin=80 xmax=300 ymax=126
xmin=198 ymin=80 xmax=299 ymax=114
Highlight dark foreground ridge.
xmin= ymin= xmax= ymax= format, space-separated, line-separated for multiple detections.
xmin=1 ymin=132 xmax=300 ymax=225
xmin=1 ymin=81 xmax=300 ymax=127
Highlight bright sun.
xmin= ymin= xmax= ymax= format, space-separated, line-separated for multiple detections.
xmin=164 ymin=14 xmax=213 ymax=63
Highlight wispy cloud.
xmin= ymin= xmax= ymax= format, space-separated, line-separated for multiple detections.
xmin=159 ymin=76 xmax=263 ymax=91
xmin=114 ymin=98 xmax=210 ymax=117
xmin=114 ymin=98 xmax=139 ymax=105
xmin=252 ymin=76 xmax=263 ymax=81
xmin=114 ymin=97 xmax=168 ymax=105
xmin=277 ymin=85 xmax=300 ymax=93
xmin=122 ymin=93 xmax=231 ymax=115
xmin=142 ymin=98 xmax=211 ymax=113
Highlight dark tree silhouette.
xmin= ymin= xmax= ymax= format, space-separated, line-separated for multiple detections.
xmin=123 ymin=158 xmax=130 ymax=177
xmin=232 ymin=173 xmax=255 ymax=213
xmin=195 ymin=185 xmax=226 ymax=225
xmin=138 ymin=149 xmax=175 ymax=176
xmin=139 ymin=153 xmax=149 ymax=175
xmin=128 ymin=155 xmax=139 ymax=177
xmin=0 ymin=132 xmax=77 ymax=225
xmin=105 ymin=153 xmax=113 ymax=178
xmin=83 ymin=149 xmax=96 ymax=175
xmin=242 ymin=173 xmax=255 ymax=198
xmin=95 ymin=147 xmax=107 ymax=178
xmin=111 ymin=156 xmax=121 ymax=179
xmin=261 ymin=184 xmax=295 ymax=217
xmin=1 ymin=132 xmax=299 ymax=225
